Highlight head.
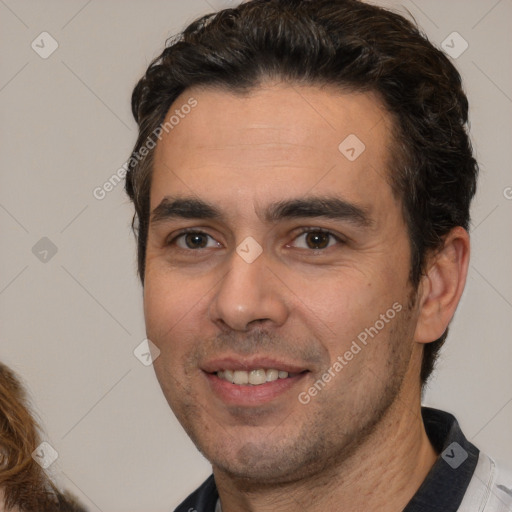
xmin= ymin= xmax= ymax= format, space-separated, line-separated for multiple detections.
xmin=125 ymin=0 xmax=476 ymax=483
xmin=0 ymin=362 xmax=87 ymax=511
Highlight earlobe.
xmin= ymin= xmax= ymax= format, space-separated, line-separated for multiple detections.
xmin=413 ymin=227 xmax=470 ymax=344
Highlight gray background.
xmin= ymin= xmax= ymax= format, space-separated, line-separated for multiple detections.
xmin=1 ymin=0 xmax=511 ymax=510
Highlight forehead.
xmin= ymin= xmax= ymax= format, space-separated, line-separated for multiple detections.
xmin=151 ymin=83 xmax=396 ymax=222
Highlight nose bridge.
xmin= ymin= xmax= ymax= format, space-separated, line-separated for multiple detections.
xmin=209 ymin=245 xmax=288 ymax=331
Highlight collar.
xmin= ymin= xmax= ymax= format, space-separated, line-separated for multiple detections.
xmin=402 ymin=407 xmax=479 ymax=511
xmin=173 ymin=407 xmax=479 ymax=512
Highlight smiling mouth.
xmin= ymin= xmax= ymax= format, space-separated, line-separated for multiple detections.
xmin=216 ymin=369 xmax=305 ymax=386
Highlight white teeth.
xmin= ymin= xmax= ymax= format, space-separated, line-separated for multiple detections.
xmin=216 ymin=368 xmax=290 ymax=385
xmin=233 ymin=370 xmax=249 ymax=385
xmin=266 ymin=369 xmax=279 ymax=382
xmin=249 ymin=369 xmax=267 ymax=385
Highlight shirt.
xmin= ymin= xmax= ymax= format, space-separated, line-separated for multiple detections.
xmin=173 ymin=407 xmax=512 ymax=511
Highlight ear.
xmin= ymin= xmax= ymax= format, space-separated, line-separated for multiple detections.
xmin=413 ymin=226 xmax=470 ymax=343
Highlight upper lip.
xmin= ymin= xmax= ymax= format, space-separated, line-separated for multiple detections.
xmin=201 ymin=356 xmax=309 ymax=374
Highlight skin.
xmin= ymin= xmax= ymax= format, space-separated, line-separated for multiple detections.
xmin=143 ymin=83 xmax=470 ymax=512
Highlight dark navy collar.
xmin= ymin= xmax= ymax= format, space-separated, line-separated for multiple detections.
xmin=402 ymin=407 xmax=479 ymax=512
xmin=174 ymin=473 xmax=218 ymax=512
xmin=173 ymin=407 xmax=479 ymax=512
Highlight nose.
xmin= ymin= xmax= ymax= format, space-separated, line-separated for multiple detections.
xmin=208 ymin=246 xmax=289 ymax=332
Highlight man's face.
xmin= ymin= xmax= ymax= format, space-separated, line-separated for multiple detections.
xmin=144 ymin=83 xmax=422 ymax=482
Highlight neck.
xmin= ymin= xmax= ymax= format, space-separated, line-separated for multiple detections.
xmin=214 ymin=366 xmax=438 ymax=512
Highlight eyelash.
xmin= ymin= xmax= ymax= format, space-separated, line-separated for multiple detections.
xmin=167 ymin=227 xmax=345 ymax=250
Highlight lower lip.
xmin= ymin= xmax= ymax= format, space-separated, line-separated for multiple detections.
xmin=204 ymin=372 xmax=308 ymax=406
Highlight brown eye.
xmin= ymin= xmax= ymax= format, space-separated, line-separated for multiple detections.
xmin=305 ymin=231 xmax=331 ymax=249
xmin=172 ymin=232 xmax=220 ymax=249
xmin=290 ymin=229 xmax=341 ymax=250
xmin=184 ymin=233 xmax=208 ymax=248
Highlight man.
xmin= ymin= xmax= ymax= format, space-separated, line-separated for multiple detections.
xmin=124 ymin=0 xmax=512 ymax=510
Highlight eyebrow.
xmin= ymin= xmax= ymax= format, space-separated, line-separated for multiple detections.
xmin=150 ymin=195 xmax=372 ymax=228
xmin=265 ymin=197 xmax=372 ymax=227
xmin=151 ymin=197 xmax=221 ymax=224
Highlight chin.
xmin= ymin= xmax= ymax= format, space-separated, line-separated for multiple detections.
xmin=205 ymin=433 xmax=330 ymax=486
xmin=215 ymin=456 xmax=303 ymax=484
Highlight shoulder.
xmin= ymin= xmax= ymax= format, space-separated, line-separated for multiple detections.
xmin=459 ymin=452 xmax=512 ymax=511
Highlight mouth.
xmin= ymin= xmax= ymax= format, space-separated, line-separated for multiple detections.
xmin=216 ymin=368 xmax=303 ymax=386
xmin=202 ymin=357 xmax=310 ymax=406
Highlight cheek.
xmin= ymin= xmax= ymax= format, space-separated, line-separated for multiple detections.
xmin=144 ymin=271 xmax=191 ymax=348
xmin=143 ymin=277 xmax=196 ymax=404
xmin=143 ymin=274 xmax=168 ymax=342
xmin=291 ymin=267 xmax=410 ymax=378
xmin=143 ymin=266 xmax=215 ymax=366
xmin=292 ymin=268 xmax=393 ymax=335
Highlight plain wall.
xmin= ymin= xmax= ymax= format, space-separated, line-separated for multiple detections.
xmin=1 ymin=1 xmax=511 ymax=510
